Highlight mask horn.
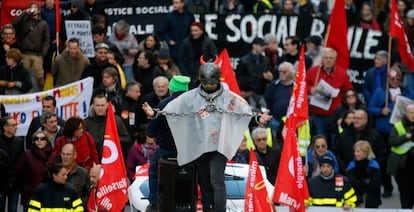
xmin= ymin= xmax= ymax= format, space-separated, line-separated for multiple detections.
xmin=200 ymin=55 xmax=219 ymax=65
xmin=200 ymin=55 xmax=206 ymax=65
xmin=213 ymin=55 xmax=219 ymax=64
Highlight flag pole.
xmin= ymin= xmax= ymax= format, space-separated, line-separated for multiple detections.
xmin=55 ymin=0 xmax=60 ymax=56
xmin=385 ymin=36 xmax=392 ymax=108
xmin=314 ymin=25 xmax=331 ymax=86
xmin=56 ymin=32 xmax=60 ymax=56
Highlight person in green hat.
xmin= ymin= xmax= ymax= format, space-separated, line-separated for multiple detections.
xmin=141 ymin=75 xmax=190 ymax=211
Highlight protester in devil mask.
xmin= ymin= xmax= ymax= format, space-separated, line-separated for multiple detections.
xmin=155 ymin=58 xmax=272 ymax=211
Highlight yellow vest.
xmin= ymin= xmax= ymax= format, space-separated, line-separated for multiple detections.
xmin=391 ymin=121 xmax=414 ymax=155
xmin=253 ymin=0 xmax=273 ymax=13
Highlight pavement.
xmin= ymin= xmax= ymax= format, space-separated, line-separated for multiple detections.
xmin=16 ymin=177 xmax=406 ymax=211
xmin=380 ymin=176 xmax=402 ymax=209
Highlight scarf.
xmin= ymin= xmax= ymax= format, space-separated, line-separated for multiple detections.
xmin=2 ymin=37 xmax=16 ymax=46
xmin=374 ymin=65 xmax=387 ymax=90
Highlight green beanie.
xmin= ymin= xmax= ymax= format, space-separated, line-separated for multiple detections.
xmin=168 ymin=76 xmax=190 ymax=92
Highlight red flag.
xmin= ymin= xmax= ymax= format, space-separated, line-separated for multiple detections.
xmin=273 ymin=46 xmax=309 ymax=212
xmin=325 ymin=0 xmax=349 ymax=70
xmin=218 ymin=49 xmax=240 ymax=95
xmin=390 ymin=0 xmax=414 ymax=70
xmin=245 ymin=148 xmax=274 ymax=212
xmin=96 ymin=102 xmax=128 ymax=211
xmin=55 ymin=0 xmax=60 ymax=33
xmin=284 ymin=46 xmax=309 ymax=128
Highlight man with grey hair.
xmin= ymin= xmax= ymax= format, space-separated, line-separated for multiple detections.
xmin=362 ymin=50 xmax=388 ymax=104
xmin=108 ymin=19 xmax=138 ymax=82
xmin=139 ymin=76 xmax=170 ymax=124
xmin=264 ymin=61 xmax=295 ymax=140
xmin=388 ymin=103 xmax=414 ymax=208
xmin=0 ymin=24 xmax=19 ymax=67
xmin=306 ymin=47 xmax=353 ymax=141
xmin=252 ymin=126 xmax=281 ymax=185
xmin=113 ymin=81 xmax=143 ymax=142
xmin=38 ymin=111 xmax=63 ymax=147
xmin=264 ymin=33 xmax=279 ymax=72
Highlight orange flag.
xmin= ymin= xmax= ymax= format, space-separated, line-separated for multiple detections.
xmin=218 ymin=49 xmax=240 ymax=95
xmin=390 ymin=0 xmax=414 ymax=70
xmin=245 ymin=148 xmax=274 ymax=212
xmin=96 ymin=102 xmax=128 ymax=211
xmin=273 ymin=46 xmax=309 ymax=212
xmin=325 ymin=0 xmax=349 ymax=70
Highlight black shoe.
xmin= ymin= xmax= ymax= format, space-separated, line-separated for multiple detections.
xmin=145 ymin=204 xmax=157 ymax=212
xmin=382 ymin=191 xmax=392 ymax=198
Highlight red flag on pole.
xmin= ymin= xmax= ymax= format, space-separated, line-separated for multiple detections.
xmin=55 ymin=0 xmax=60 ymax=33
xmin=218 ymin=48 xmax=240 ymax=95
xmin=390 ymin=0 xmax=414 ymax=70
xmin=325 ymin=0 xmax=349 ymax=70
xmin=96 ymin=102 xmax=128 ymax=211
xmin=273 ymin=46 xmax=309 ymax=212
xmin=245 ymin=148 xmax=275 ymax=212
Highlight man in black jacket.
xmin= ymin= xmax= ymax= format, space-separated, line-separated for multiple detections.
xmin=236 ymin=37 xmax=272 ymax=96
xmin=333 ymin=108 xmax=391 ymax=197
xmin=12 ymin=2 xmax=50 ymax=91
xmin=0 ymin=116 xmax=24 ymax=212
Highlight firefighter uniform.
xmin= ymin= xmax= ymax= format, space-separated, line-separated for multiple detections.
xmin=28 ymin=181 xmax=84 ymax=212
xmin=306 ymin=154 xmax=357 ymax=208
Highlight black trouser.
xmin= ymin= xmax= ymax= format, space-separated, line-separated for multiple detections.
xmin=395 ymin=150 xmax=414 ymax=208
xmin=379 ymin=132 xmax=393 ymax=193
xmin=195 ymin=151 xmax=227 ymax=212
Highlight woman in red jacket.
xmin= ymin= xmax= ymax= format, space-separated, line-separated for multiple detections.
xmin=54 ymin=117 xmax=99 ymax=171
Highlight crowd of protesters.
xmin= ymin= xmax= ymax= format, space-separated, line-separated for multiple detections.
xmin=2 ymin=0 xmax=414 ymax=211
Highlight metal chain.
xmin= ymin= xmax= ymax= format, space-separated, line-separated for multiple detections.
xmin=155 ymin=102 xmax=258 ymax=118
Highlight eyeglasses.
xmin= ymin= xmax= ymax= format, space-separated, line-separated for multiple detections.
xmin=33 ymin=136 xmax=47 ymax=141
xmin=315 ymin=144 xmax=327 ymax=149
xmin=255 ymin=137 xmax=267 ymax=142
xmin=346 ymin=94 xmax=356 ymax=98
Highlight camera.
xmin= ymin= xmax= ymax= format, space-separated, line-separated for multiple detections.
xmin=30 ymin=8 xmax=35 ymax=14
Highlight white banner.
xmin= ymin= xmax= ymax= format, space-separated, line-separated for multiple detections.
xmin=390 ymin=95 xmax=414 ymax=124
xmin=65 ymin=20 xmax=95 ymax=58
xmin=0 ymin=77 xmax=94 ymax=136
